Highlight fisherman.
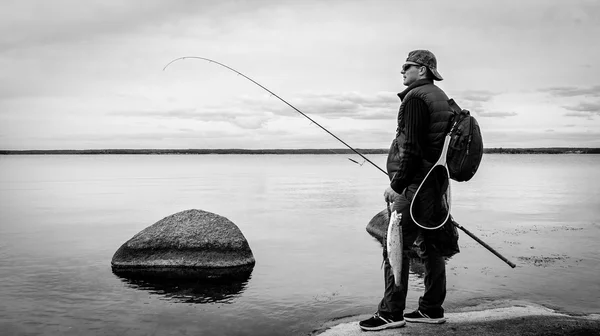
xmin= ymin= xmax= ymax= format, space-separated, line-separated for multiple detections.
xmin=359 ymin=50 xmax=460 ymax=331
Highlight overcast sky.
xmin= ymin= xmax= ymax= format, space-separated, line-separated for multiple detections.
xmin=1 ymin=0 xmax=599 ymax=150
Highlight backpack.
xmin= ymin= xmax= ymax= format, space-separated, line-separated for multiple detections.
xmin=445 ymin=99 xmax=484 ymax=182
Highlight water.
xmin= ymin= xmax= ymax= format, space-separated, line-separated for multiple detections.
xmin=0 ymin=154 xmax=598 ymax=335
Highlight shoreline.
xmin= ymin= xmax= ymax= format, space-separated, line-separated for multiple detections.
xmin=312 ymin=300 xmax=600 ymax=336
xmin=1 ymin=148 xmax=599 ymax=155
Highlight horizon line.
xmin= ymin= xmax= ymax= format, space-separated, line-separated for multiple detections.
xmin=1 ymin=147 xmax=599 ymax=154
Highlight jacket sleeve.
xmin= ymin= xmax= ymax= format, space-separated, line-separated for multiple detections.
xmin=390 ymin=98 xmax=428 ymax=193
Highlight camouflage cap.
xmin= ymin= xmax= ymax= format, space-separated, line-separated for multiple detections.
xmin=406 ymin=50 xmax=443 ymax=81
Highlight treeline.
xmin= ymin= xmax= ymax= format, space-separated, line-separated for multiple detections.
xmin=0 ymin=148 xmax=389 ymax=155
xmin=1 ymin=148 xmax=599 ymax=155
xmin=485 ymin=148 xmax=600 ymax=154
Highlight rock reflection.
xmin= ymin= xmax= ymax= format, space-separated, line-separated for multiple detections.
xmin=112 ymin=266 xmax=253 ymax=304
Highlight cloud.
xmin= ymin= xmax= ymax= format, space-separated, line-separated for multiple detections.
xmin=483 ymin=130 xmax=600 ymax=148
xmin=0 ymin=1 xmax=272 ymax=51
xmin=563 ymin=101 xmax=600 ymax=118
xmin=108 ymin=90 xmax=401 ymax=134
xmin=230 ymin=116 xmax=268 ymax=129
xmin=114 ymin=108 xmax=223 ymax=120
xmin=446 ymin=90 xmax=517 ymax=119
xmin=456 ymin=90 xmax=497 ymax=102
xmin=245 ymin=91 xmax=398 ymax=120
xmin=446 ymin=90 xmax=501 ymax=114
xmin=111 ymin=91 xmax=399 ymax=124
xmin=540 ymin=85 xmax=600 ymax=98
xmin=110 ymin=107 xmax=271 ymax=129
xmin=477 ymin=110 xmax=518 ymax=118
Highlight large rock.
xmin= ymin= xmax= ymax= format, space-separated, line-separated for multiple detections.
xmin=366 ymin=208 xmax=420 ymax=258
xmin=111 ymin=209 xmax=255 ymax=271
xmin=366 ymin=208 xmax=389 ymax=243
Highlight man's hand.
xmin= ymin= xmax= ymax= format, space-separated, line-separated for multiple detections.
xmin=384 ymin=186 xmax=402 ymax=204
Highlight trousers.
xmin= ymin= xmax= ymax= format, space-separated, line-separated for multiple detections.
xmin=377 ymin=186 xmax=447 ymax=317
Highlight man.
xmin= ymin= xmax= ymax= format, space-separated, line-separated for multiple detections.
xmin=359 ymin=50 xmax=459 ymax=331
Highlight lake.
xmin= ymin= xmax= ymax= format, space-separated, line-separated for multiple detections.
xmin=0 ymin=154 xmax=598 ymax=335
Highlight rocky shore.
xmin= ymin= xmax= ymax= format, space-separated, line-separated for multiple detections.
xmin=312 ymin=300 xmax=600 ymax=336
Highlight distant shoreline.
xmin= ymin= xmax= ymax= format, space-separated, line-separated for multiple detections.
xmin=1 ymin=148 xmax=599 ymax=155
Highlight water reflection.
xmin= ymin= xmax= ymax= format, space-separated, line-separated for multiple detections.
xmin=113 ymin=266 xmax=253 ymax=304
xmin=409 ymin=258 xmax=425 ymax=278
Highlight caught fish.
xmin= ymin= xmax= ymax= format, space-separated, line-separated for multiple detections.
xmin=386 ymin=210 xmax=403 ymax=287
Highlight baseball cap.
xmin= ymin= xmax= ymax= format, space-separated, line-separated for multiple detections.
xmin=406 ymin=50 xmax=443 ymax=81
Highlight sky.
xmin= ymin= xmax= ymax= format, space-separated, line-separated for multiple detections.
xmin=1 ymin=0 xmax=599 ymax=150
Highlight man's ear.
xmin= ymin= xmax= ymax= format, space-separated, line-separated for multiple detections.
xmin=418 ymin=66 xmax=428 ymax=78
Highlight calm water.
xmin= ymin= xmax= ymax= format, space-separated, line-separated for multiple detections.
xmin=0 ymin=154 xmax=599 ymax=335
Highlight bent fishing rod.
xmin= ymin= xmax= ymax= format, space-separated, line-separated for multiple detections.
xmin=163 ymin=56 xmax=516 ymax=268
xmin=163 ymin=56 xmax=387 ymax=176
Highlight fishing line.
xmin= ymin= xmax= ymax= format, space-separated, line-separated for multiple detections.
xmin=162 ymin=56 xmax=386 ymax=175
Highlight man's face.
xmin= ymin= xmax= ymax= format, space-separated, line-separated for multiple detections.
xmin=401 ymin=63 xmax=422 ymax=86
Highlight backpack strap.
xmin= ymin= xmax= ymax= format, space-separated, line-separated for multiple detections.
xmin=446 ymin=99 xmax=461 ymax=134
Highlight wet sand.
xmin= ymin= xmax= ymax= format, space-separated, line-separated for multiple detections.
xmin=312 ymin=300 xmax=600 ymax=336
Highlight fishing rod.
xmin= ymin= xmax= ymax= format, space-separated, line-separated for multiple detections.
xmin=163 ymin=56 xmax=516 ymax=268
xmin=163 ymin=56 xmax=387 ymax=175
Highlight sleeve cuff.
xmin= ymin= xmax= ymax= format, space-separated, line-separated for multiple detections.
xmin=390 ymin=179 xmax=407 ymax=194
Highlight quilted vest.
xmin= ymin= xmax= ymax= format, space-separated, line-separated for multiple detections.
xmin=386 ymin=82 xmax=453 ymax=182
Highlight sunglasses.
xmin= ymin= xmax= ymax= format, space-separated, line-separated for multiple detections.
xmin=402 ymin=63 xmax=423 ymax=72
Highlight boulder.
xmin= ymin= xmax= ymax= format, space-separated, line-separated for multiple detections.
xmin=366 ymin=208 xmax=389 ymax=243
xmin=111 ymin=209 xmax=255 ymax=271
xmin=366 ymin=208 xmax=420 ymax=258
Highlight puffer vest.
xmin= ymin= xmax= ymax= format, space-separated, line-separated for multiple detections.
xmin=386 ymin=82 xmax=453 ymax=183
